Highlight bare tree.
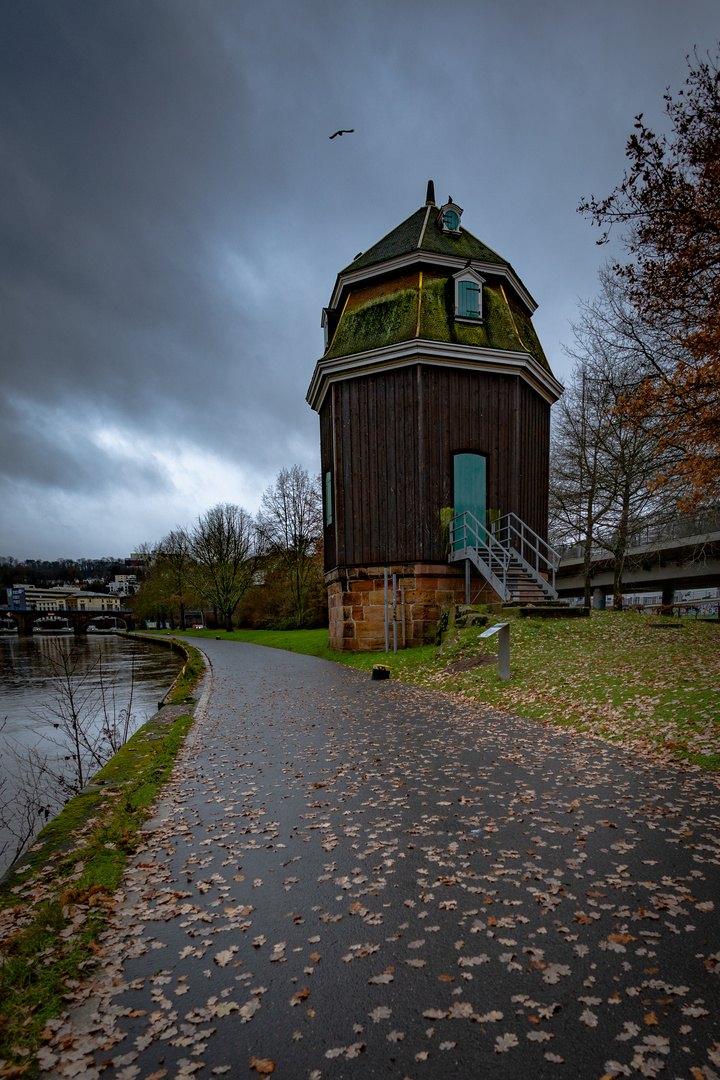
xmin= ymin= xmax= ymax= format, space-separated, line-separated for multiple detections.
xmin=157 ymin=528 xmax=192 ymax=629
xmin=0 ymin=720 xmax=55 ymax=873
xmin=187 ymin=504 xmax=257 ymax=630
xmin=0 ymin=642 xmax=141 ymax=872
xmin=551 ymin=272 xmax=685 ymax=606
xmin=256 ymin=466 xmax=323 ymax=623
xmin=28 ymin=642 xmax=139 ymax=796
xmin=550 ymin=366 xmax=619 ymax=607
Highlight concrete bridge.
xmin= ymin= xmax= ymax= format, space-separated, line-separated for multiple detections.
xmin=555 ymin=529 xmax=720 ymax=606
xmin=6 ymin=609 xmax=136 ymax=636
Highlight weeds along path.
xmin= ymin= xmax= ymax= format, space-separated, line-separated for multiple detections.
xmin=40 ymin=637 xmax=720 ymax=1079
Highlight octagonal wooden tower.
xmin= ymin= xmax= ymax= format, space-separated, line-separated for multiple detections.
xmin=307 ymin=182 xmax=563 ymax=650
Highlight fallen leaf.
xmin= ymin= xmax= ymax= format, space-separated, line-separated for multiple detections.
xmin=448 ymin=1002 xmax=473 ymax=1018
xmin=495 ymin=1032 xmax=519 ymax=1053
xmin=209 ymin=1001 xmax=239 ymax=1017
xmin=249 ymin=1058 xmax=274 ymax=1075
xmin=239 ymin=997 xmax=261 ymax=1023
xmin=214 ymin=947 xmax=238 ymax=967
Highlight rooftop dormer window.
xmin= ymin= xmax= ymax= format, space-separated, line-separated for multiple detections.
xmin=439 ymin=198 xmax=463 ymax=234
xmin=453 ymin=265 xmax=485 ymax=322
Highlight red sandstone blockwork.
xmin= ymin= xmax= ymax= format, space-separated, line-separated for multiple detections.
xmin=326 ymin=565 xmax=498 ymax=651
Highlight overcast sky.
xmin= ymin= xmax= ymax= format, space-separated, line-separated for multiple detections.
xmin=2 ymin=0 xmax=718 ymax=560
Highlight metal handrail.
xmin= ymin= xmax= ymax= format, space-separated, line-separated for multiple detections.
xmin=491 ymin=512 xmax=561 ymax=591
xmin=450 ymin=511 xmax=514 ymax=597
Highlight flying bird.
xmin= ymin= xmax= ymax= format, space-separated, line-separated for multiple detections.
xmin=329 ymin=129 xmax=354 ymax=138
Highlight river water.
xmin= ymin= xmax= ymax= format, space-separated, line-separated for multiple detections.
xmin=0 ymin=634 xmax=184 ymax=875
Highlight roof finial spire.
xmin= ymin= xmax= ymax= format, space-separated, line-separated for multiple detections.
xmin=425 ymin=180 xmax=435 ymax=206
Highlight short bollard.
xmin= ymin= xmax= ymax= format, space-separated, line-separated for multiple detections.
xmin=478 ymin=622 xmax=510 ymax=680
xmin=372 ymin=664 xmax=391 ymax=681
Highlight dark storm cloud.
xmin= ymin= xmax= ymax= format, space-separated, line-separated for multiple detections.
xmin=1 ymin=0 xmax=718 ymax=557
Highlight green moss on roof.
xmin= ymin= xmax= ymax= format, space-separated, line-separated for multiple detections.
xmin=325 ymin=275 xmax=550 ymax=371
xmin=509 ymin=306 xmax=549 ymax=368
xmin=342 ymin=205 xmax=508 ymax=274
xmin=483 ymin=286 xmax=526 ymax=353
xmin=326 ymin=289 xmax=417 ymax=358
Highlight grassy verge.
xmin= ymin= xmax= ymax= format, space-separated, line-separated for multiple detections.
xmin=155 ymin=626 xmax=437 ymax=674
xmin=401 ymin=611 xmax=720 ymax=770
xmin=0 ymin=642 xmax=205 ymax=1074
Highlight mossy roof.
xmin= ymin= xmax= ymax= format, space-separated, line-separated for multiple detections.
xmin=325 ymin=275 xmax=550 ymax=371
xmin=341 ymin=204 xmax=510 ymax=275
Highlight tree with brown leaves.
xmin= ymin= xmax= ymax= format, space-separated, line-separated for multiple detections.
xmin=579 ymin=46 xmax=720 ymax=507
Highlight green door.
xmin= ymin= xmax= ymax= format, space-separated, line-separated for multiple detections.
xmin=454 ymin=453 xmax=486 ymax=549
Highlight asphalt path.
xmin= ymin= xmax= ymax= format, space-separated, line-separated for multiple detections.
xmin=43 ymin=637 xmax=720 ymax=1080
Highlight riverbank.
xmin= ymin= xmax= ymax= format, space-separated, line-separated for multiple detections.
xmin=0 ymin=637 xmax=205 ymax=1072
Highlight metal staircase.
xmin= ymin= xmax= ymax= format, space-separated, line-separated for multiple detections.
xmin=449 ymin=511 xmax=560 ymax=602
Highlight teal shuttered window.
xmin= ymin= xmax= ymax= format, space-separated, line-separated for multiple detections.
xmin=458 ymin=280 xmax=480 ymax=319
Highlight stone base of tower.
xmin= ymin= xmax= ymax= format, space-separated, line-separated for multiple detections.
xmin=325 ymin=563 xmax=499 ymax=652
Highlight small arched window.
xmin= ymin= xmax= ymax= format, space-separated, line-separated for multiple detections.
xmin=438 ymin=199 xmax=463 ymax=234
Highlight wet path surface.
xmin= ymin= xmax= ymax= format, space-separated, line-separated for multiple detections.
xmin=44 ymin=638 xmax=720 ymax=1079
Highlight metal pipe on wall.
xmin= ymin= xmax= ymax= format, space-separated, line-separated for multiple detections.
xmin=384 ymin=568 xmax=389 ymax=653
xmin=392 ymin=573 xmax=397 ymax=654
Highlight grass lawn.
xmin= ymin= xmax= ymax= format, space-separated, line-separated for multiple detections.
xmin=167 ymin=615 xmax=720 ymax=770
xmin=164 ymin=626 xmax=437 ymax=673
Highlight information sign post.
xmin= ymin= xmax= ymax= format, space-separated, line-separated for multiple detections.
xmin=478 ymin=622 xmax=510 ymax=680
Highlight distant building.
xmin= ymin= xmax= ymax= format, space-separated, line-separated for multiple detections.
xmin=8 ymin=584 xmax=121 ymax=612
xmin=65 ymin=592 xmax=122 ymax=612
xmin=108 ymin=574 xmax=138 ymax=596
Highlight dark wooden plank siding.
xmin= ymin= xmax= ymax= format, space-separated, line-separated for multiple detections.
xmin=320 ymin=364 xmax=551 ymax=571
xmin=517 ymin=379 xmax=551 ymax=540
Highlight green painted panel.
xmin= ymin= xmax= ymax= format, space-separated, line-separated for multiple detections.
xmin=324 ymin=471 xmax=333 ymax=527
xmin=454 ymin=453 xmax=486 ymax=544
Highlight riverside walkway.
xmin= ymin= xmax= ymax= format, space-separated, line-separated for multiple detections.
xmin=45 ymin=637 xmax=720 ymax=1079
